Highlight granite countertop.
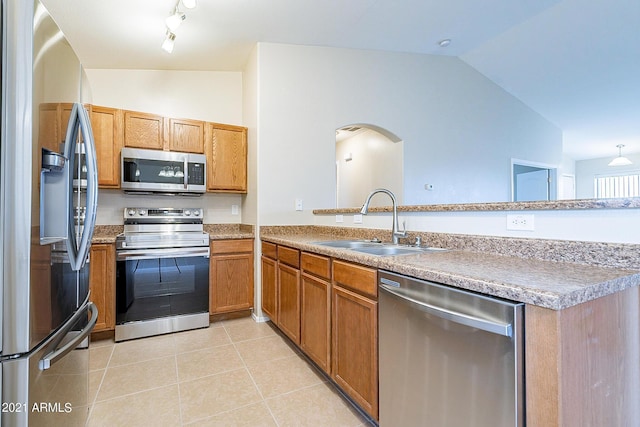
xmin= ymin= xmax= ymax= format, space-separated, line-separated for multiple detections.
xmin=260 ymin=229 xmax=640 ymax=311
xmin=92 ymin=224 xmax=254 ymax=244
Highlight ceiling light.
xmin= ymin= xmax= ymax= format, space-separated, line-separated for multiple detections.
xmin=161 ymin=31 xmax=176 ymax=53
xmin=608 ymin=144 xmax=633 ymax=166
xmin=438 ymin=39 xmax=451 ymax=48
xmin=165 ymin=10 xmax=186 ymax=32
xmin=182 ymin=0 xmax=197 ymax=9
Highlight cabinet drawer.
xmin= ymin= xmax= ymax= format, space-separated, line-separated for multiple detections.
xmin=210 ymin=239 xmax=253 ymax=255
xmin=333 ymin=260 xmax=377 ymax=299
xmin=301 ymin=252 xmax=331 ymax=280
xmin=262 ymin=241 xmax=277 ymax=260
xmin=278 ymin=245 xmax=300 ymax=268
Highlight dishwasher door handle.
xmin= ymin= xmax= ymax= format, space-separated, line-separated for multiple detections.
xmin=380 ymin=283 xmax=513 ymax=337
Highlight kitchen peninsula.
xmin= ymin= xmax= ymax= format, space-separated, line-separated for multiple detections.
xmin=260 ymin=224 xmax=640 ymax=426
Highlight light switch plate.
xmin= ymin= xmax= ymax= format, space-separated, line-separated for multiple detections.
xmin=353 ymin=214 xmax=363 ymax=224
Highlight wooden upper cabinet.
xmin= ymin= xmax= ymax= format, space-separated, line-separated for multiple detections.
xmin=38 ymin=104 xmax=61 ymax=152
xmin=59 ymin=103 xmax=74 ymax=140
xmin=169 ymin=118 xmax=204 ymax=153
xmin=90 ymin=105 xmax=123 ymax=188
xmin=205 ymin=123 xmax=248 ymax=193
xmin=123 ymin=110 xmax=165 ymax=150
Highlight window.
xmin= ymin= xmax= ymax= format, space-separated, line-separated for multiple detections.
xmin=594 ymin=173 xmax=640 ymax=198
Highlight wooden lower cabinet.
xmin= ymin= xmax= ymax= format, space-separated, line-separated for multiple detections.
xmin=300 ymin=252 xmax=331 ymax=374
xmin=209 ymin=239 xmax=254 ymax=314
xmin=261 ymin=255 xmax=278 ymax=321
xmin=89 ymin=243 xmax=116 ymax=333
xmin=301 ymin=273 xmax=331 ymax=373
xmin=332 ymin=284 xmax=378 ymax=420
xmin=277 ymin=263 xmax=301 ymax=345
xmin=261 ymin=242 xmax=378 ymax=420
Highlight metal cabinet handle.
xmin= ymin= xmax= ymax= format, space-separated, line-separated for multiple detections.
xmin=116 ymin=247 xmax=210 ymax=261
xmin=380 ymin=283 xmax=513 ymax=337
xmin=39 ymin=302 xmax=98 ymax=370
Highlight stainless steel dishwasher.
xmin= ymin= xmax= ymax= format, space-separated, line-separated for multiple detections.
xmin=378 ymin=270 xmax=524 ymax=427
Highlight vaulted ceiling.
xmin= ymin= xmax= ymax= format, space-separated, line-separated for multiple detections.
xmin=42 ymin=0 xmax=640 ymax=161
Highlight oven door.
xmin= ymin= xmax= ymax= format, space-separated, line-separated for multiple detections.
xmin=115 ymin=246 xmax=210 ymax=326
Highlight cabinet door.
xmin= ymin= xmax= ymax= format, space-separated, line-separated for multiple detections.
xmin=89 ymin=244 xmax=116 ymax=333
xmin=301 ymin=272 xmax=331 ymax=373
xmin=90 ymin=106 xmax=123 ymax=188
xmin=59 ymin=103 xmax=74 ymax=144
xmin=277 ymin=263 xmax=300 ymax=345
xmin=261 ymin=255 xmax=278 ymax=322
xmin=210 ymin=253 xmax=254 ymax=314
xmin=332 ymin=285 xmax=378 ymax=420
xmin=169 ymin=118 xmax=204 ymax=153
xmin=38 ymin=104 xmax=60 ymax=152
xmin=124 ymin=110 xmax=165 ymax=150
xmin=205 ymin=123 xmax=247 ymax=193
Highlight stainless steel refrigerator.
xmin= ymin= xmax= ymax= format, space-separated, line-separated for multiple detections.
xmin=1 ymin=0 xmax=99 ymax=426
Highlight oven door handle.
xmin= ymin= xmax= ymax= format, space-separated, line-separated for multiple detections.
xmin=116 ymin=247 xmax=210 ymax=261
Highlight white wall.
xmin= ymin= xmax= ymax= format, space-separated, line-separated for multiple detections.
xmin=242 ymin=47 xmax=259 ymax=226
xmin=575 ymin=153 xmax=640 ymax=198
xmin=314 ymin=208 xmax=640 ymax=244
xmin=85 ymin=68 xmax=245 ymax=225
xmin=255 ymin=43 xmax=562 ymax=225
xmin=336 ymin=129 xmax=403 ymax=208
xmin=85 ymin=69 xmax=243 ymax=124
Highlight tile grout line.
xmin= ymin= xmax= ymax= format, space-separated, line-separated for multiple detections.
xmin=86 ymin=341 xmax=115 ymax=423
xmin=223 ymin=321 xmax=282 ymax=427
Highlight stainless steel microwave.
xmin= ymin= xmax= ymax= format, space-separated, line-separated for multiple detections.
xmin=121 ymin=147 xmax=206 ymax=195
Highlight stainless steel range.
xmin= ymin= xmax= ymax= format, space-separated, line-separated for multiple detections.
xmin=115 ymin=207 xmax=210 ymax=341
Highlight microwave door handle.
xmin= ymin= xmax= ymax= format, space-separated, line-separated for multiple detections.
xmin=72 ymin=103 xmax=98 ymax=271
xmin=184 ymin=158 xmax=188 ymax=190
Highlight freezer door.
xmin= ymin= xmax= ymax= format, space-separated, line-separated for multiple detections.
xmin=1 ymin=301 xmax=96 ymax=427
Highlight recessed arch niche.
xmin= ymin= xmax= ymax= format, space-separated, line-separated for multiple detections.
xmin=335 ymin=123 xmax=403 ymax=208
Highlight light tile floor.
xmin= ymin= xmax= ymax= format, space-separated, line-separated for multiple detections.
xmin=87 ymin=317 xmax=371 ymax=426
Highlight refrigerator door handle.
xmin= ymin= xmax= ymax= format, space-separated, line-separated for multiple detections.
xmin=74 ymin=103 xmax=98 ymax=270
xmin=39 ymin=301 xmax=98 ymax=370
xmin=66 ymin=103 xmax=98 ymax=271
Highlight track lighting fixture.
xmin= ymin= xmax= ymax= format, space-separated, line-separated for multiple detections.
xmin=160 ymin=0 xmax=197 ymax=53
xmin=161 ymin=31 xmax=176 ymax=53
xmin=165 ymin=9 xmax=186 ymax=32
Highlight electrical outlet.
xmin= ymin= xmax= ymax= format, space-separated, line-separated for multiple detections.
xmin=335 ymin=214 xmax=344 ymax=223
xmin=231 ymin=205 xmax=239 ymax=215
xmin=353 ymin=214 xmax=363 ymax=224
xmin=295 ymin=199 xmax=303 ymax=211
xmin=506 ymin=214 xmax=535 ymax=231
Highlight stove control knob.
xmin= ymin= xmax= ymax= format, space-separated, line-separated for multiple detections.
xmin=184 ymin=210 xmax=191 ymax=216
xmin=193 ymin=210 xmax=201 ymax=216
xmin=138 ymin=209 xmax=147 ymax=216
xmin=127 ymin=209 xmax=136 ymax=216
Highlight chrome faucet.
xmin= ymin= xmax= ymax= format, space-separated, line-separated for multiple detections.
xmin=360 ymin=188 xmax=407 ymax=244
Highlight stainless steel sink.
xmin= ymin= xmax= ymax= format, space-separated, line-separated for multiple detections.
xmin=313 ymin=240 xmax=448 ymax=256
xmin=312 ymin=240 xmax=382 ymax=249
xmin=351 ymin=246 xmax=422 ymax=256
